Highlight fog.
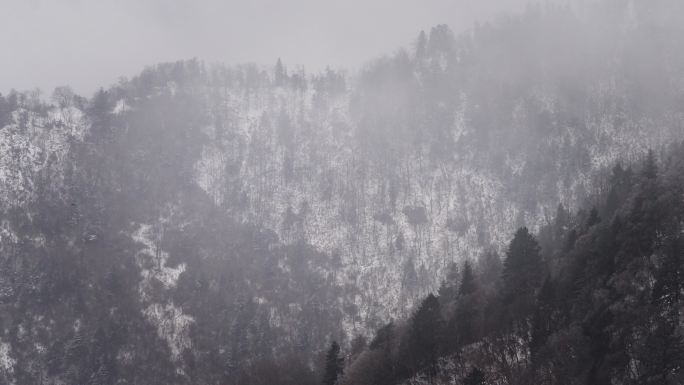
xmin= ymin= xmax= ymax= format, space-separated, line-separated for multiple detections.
xmin=0 ymin=0 xmax=538 ymax=95
xmin=3 ymin=1 xmax=684 ymax=384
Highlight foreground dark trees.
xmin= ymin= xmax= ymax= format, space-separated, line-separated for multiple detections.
xmin=340 ymin=149 xmax=684 ymax=385
xmin=323 ymin=341 xmax=344 ymax=385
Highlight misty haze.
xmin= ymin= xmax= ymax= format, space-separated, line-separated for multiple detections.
xmin=1 ymin=1 xmax=683 ymax=384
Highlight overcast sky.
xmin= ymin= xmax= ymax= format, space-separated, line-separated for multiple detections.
xmin=0 ymin=0 xmax=536 ymax=96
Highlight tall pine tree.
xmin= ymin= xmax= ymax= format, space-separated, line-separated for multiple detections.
xmin=502 ymin=228 xmax=543 ymax=305
xmin=459 ymin=260 xmax=476 ymax=296
xmin=322 ymin=341 xmax=344 ymax=385
xmin=448 ymin=260 xmax=481 ymax=348
xmin=502 ymin=227 xmax=544 ymax=328
xmin=404 ymin=293 xmax=443 ymax=377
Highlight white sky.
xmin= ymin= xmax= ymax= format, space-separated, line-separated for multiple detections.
xmin=0 ymin=0 xmax=535 ymax=96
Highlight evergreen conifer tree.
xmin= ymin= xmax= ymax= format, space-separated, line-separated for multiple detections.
xmin=322 ymin=341 xmax=344 ymax=385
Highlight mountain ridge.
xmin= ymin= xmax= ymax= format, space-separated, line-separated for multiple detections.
xmin=0 ymin=1 xmax=683 ymax=383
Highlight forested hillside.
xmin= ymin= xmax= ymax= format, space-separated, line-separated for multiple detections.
xmin=336 ymin=148 xmax=684 ymax=385
xmin=0 ymin=1 xmax=683 ymax=384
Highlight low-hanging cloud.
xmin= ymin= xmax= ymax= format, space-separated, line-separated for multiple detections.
xmin=0 ymin=0 xmax=538 ymax=96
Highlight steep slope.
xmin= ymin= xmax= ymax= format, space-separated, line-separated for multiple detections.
xmin=339 ymin=146 xmax=684 ymax=385
xmin=189 ymin=1 xmax=684 ymax=333
xmin=0 ymin=1 xmax=683 ymax=383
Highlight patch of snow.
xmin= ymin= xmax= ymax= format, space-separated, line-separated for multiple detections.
xmin=133 ymin=223 xmax=186 ymax=300
xmin=133 ymin=223 xmax=194 ymax=361
xmin=113 ymin=99 xmax=131 ymax=114
xmin=143 ymin=303 xmax=194 ymax=360
xmin=0 ymin=342 xmax=15 ymax=376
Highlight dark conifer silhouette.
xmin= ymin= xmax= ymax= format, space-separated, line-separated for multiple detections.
xmin=322 ymin=341 xmax=344 ymax=385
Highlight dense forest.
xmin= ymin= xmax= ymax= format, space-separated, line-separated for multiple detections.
xmin=0 ymin=0 xmax=683 ymax=384
xmin=333 ymin=148 xmax=684 ymax=384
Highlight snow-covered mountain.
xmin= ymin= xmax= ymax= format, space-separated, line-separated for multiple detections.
xmin=0 ymin=1 xmax=683 ymax=383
